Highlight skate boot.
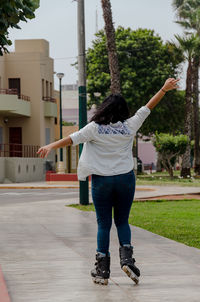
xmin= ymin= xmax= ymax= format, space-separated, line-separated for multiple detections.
xmin=119 ymin=245 xmax=140 ymax=284
xmin=91 ymin=252 xmax=110 ymax=285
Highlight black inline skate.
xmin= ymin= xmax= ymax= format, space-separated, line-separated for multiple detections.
xmin=91 ymin=252 xmax=110 ymax=285
xmin=119 ymin=245 xmax=140 ymax=284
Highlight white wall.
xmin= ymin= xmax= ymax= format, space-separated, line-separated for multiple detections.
xmin=0 ymin=158 xmax=5 ymax=182
xmin=0 ymin=158 xmax=46 ymax=183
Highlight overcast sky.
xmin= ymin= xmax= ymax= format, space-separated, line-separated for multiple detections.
xmin=8 ymin=0 xmax=184 ymax=89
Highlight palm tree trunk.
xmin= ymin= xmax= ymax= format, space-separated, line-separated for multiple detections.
xmin=101 ymin=0 xmax=121 ymax=94
xmin=181 ymin=59 xmax=193 ymax=178
xmin=193 ymin=57 xmax=200 ymax=175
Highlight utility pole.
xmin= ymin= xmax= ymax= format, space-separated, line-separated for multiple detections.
xmin=77 ymin=0 xmax=89 ymax=205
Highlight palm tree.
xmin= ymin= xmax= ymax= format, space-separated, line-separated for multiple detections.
xmin=192 ymin=48 xmax=200 ymax=174
xmin=101 ymin=0 xmax=121 ymax=94
xmin=173 ymin=34 xmax=197 ymax=177
xmin=173 ymin=0 xmax=200 ymax=34
xmin=173 ymin=0 xmax=200 ymax=175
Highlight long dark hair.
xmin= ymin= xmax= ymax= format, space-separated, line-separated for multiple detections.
xmin=90 ymin=94 xmax=130 ymax=125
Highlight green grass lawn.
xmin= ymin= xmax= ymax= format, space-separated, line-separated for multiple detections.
xmin=136 ymin=170 xmax=200 ymax=186
xmin=136 ymin=178 xmax=200 ymax=186
xmin=68 ymin=199 xmax=200 ymax=249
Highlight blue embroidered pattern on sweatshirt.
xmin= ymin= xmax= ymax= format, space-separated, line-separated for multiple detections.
xmin=98 ymin=123 xmax=131 ymax=135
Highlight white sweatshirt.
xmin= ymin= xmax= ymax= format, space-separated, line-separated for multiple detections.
xmin=70 ymin=105 xmax=151 ymax=180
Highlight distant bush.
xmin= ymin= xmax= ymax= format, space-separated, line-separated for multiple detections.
xmin=152 ymin=132 xmax=188 ymax=178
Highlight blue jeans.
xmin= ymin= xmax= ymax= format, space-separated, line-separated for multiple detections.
xmin=91 ymin=170 xmax=135 ymax=254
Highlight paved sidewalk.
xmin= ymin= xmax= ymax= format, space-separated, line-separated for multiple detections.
xmin=0 ymin=197 xmax=200 ymax=301
xmin=134 ymin=185 xmax=200 ymax=199
xmin=0 ymin=181 xmax=200 ymax=200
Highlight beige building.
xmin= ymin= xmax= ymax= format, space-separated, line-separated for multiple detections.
xmin=0 ymin=39 xmax=57 ymax=182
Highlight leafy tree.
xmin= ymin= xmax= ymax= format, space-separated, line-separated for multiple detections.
xmin=0 ymin=0 xmax=40 ymax=55
xmin=152 ymin=132 xmax=188 ymax=178
xmin=86 ymin=27 xmax=185 ymax=135
xmin=101 ymin=0 xmax=120 ymax=93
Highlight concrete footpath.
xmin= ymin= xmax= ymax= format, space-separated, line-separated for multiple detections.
xmin=0 ymin=196 xmax=200 ymax=301
xmin=0 ymin=181 xmax=200 ymax=200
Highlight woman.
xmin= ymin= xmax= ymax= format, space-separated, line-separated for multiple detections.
xmin=37 ymin=78 xmax=179 ymax=285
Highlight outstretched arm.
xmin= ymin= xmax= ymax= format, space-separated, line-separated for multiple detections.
xmin=37 ymin=136 xmax=73 ymax=158
xmin=37 ymin=122 xmax=95 ymax=158
xmin=146 ymin=78 xmax=180 ymax=110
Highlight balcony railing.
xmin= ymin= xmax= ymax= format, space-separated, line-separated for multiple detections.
xmin=0 ymin=144 xmax=40 ymax=158
xmin=42 ymin=96 xmax=56 ymax=103
xmin=0 ymin=89 xmax=30 ymax=102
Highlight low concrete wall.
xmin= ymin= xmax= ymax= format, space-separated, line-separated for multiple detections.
xmin=0 ymin=158 xmax=5 ymax=182
xmin=1 ymin=158 xmax=46 ymax=183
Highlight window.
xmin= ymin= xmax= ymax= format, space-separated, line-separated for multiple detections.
xmin=45 ymin=128 xmax=50 ymax=145
xmin=9 ymin=78 xmax=21 ymax=96
xmin=50 ymin=82 xmax=52 ymax=97
xmin=46 ymin=81 xmax=49 ymax=97
xmin=42 ymin=79 xmax=44 ymax=99
xmin=0 ymin=127 xmax=3 ymax=151
xmin=54 ymin=117 xmax=57 ymax=125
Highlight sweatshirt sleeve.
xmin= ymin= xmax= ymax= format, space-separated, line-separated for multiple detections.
xmin=69 ymin=122 xmax=95 ymax=146
xmin=126 ymin=106 xmax=151 ymax=132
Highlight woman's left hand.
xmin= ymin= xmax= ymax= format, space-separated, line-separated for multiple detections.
xmin=162 ymin=78 xmax=180 ymax=92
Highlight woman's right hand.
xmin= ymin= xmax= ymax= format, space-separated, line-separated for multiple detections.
xmin=37 ymin=145 xmax=52 ymax=158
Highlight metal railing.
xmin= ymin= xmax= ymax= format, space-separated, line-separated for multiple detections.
xmin=0 ymin=88 xmax=30 ymax=102
xmin=0 ymin=144 xmax=40 ymax=158
xmin=0 ymin=88 xmax=17 ymax=95
xmin=42 ymin=96 xmax=56 ymax=103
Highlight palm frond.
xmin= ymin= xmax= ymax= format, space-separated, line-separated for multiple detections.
xmin=176 ymin=20 xmax=193 ymax=29
xmin=172 ymin=0 xmax=184 ymax=10
xmin=174 ymin=33 xmax=198 ymax=59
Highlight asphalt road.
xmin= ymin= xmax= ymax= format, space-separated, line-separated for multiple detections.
xmin=0 ymin=189 xmax=82 ymax=206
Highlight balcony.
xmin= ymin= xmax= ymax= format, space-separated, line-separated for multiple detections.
xmin=43 ymin=97 xmax=57 ymax=118
xmin=0 ymin=143 xmax=40 ymax=158
xmin=0 ymin=89 xmax=31 ymax=117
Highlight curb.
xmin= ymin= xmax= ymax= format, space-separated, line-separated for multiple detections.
xmin=0 ymin=186 xmax=154 ymax=190
xmin=0 ymin=186 xmax=79 ymax=189
xmin=136 ymin=192 xmax=200 ymax=201
xmin=0 ymin=266 xmax=11 ymax=302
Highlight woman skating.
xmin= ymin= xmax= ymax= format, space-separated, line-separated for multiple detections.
xmin=37 ymin=78 xmax=179 ymax=285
